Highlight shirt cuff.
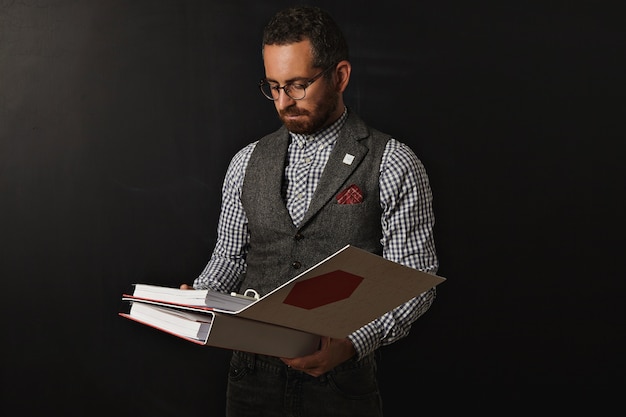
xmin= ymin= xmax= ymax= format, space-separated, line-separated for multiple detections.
xmin=347 ymin=320 xmax=383 ymax=360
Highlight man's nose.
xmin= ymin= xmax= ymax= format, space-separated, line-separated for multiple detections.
xmin=275 ymin=89 xmax=296 ymax=108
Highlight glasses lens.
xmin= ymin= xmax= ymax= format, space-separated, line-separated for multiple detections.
xmin=260 ymin=82 xmax=276 ymax=100
xmin=285 ymin=84 xmax=306 ymax=100
xmin=259 ymin=81 xmax=308 ymax=100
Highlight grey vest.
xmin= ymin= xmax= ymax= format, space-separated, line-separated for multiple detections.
xmin=239 ymin=112 xmax=390 ymax=296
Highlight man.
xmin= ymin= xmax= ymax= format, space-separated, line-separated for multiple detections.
xmin=182 ymin=6 xmax=439 ymax=417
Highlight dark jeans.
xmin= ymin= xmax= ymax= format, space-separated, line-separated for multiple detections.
xmin=226 ymin=350 xmax=383 ymax=417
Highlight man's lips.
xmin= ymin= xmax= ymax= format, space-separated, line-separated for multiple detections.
xmin=281 ymin=110 xmax=307 ymax=118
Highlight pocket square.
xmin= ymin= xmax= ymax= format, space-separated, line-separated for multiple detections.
xmin=336 ymin=184 xmax=363 ymax=204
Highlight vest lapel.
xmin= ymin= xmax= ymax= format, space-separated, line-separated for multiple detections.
xmin=258 ymin=130 xmax=295 ymax=228
xmin=299 ymin=116 xmax=370 ymax=228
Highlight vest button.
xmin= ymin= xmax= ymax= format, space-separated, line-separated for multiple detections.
xmin=294 ymin=232 xmax=303 ymax=241
xmin=291 ymin=261 xmax=302 ymax=269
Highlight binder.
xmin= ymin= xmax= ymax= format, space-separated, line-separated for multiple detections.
xmin=120 ymin=244 xmax=445 ymax=357
xmin=120 ymin=301 xmax=321 ymax=358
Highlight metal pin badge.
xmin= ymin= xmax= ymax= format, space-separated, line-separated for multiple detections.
xmin=342 ymin=153 xmax=355 ymax=165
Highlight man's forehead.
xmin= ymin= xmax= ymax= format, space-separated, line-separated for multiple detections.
xmin=263 ymin=42 xmax=315 ymax=80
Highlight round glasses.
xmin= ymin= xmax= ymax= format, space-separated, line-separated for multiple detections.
xmin=258 ymin=64 xmax=336 ymax=101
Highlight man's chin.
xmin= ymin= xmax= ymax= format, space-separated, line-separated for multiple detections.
xmin=281 ymin=118 xmax=310 ymax=134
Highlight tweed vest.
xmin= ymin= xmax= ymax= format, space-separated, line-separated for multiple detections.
xmin=239 ymin=112 xmax=390 ymax=296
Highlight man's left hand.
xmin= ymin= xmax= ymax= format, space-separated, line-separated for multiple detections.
xmin=280 ymin=336 xmax=356 ymax=377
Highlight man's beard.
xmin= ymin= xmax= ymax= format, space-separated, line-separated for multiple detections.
xmin=278 ymin=88 xmax=339 ymax=135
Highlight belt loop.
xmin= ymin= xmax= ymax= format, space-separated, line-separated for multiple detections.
xmin=234 ymin=350 xmax=257 ymax=371
xmin=249 ymin=352 xmax=256 ymax=371
xmin=241 ymin=351 xmax=256 ymax=371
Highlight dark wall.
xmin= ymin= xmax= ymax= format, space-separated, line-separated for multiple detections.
xmin=1 ymin=1 xmax=623 ymax=415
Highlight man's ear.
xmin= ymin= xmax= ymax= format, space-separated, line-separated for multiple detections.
xmin=335 ymin=60 xmax=352 ymax=93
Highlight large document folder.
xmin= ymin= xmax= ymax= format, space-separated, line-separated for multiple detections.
xmin=121 ymin=301 xmax=321 ymax=358
xmin=120 ymin=244 xmax=446 ymax=357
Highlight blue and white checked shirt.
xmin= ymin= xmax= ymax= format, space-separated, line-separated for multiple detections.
xmin=194 ymin=109 xmax=439 ymax=358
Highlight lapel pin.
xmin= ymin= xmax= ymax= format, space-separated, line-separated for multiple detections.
xmin=342 ymin=153 xmax=355 ymax=165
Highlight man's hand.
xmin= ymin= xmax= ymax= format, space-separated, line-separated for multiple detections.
xmin=280 ymin=336 xmax=356 ymax=377
xmin=179 ymin=284 xmax=194 ymax=290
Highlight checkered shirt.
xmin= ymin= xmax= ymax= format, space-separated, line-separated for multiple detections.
xmin=195 ymin=110 xmax=439 ymax=358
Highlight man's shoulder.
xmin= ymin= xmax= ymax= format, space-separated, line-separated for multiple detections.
xmin=234 ymin=124 xmax=288 ymax=158
xmin=257 ymin=124 xmax=289 ymax=144
xmin=344 ymin=111 xmax=392 ymax=144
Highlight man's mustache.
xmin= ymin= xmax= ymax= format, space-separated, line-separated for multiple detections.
xmin=280 ymin=107 xmax=309 ymax=117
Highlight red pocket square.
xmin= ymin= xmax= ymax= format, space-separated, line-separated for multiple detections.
xmin=336 ymin=184 xmax=363 ymax=204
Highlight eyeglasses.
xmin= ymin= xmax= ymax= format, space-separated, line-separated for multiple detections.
xmin=258 ymin=64 xmax=336 ymax=101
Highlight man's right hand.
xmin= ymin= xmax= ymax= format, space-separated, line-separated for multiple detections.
xmin=179 ymin=284 xmax=194 ymax=290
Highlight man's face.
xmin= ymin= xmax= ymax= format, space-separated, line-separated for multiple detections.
xmin=262 ymin=40 xmax=339 ymax=135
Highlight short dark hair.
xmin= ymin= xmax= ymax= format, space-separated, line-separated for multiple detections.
xmin=262 ymin=6 xmax=349 ymax=69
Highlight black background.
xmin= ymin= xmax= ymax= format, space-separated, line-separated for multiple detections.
xmin=1 ymin=1 xmax=624 ymax=415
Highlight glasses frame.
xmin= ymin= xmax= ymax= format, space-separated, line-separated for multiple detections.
xmin=259 ymin=64 xmax=337 ymax=101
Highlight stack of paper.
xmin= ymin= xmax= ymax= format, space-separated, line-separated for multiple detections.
xmin=128 ymin=302 xmax=212 ymax=341
xmin=130 ymin=284 xmax=255 ymax=311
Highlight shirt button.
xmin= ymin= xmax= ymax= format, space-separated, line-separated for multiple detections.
xmin=291 ymin=261 xmax=302 ymax=269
